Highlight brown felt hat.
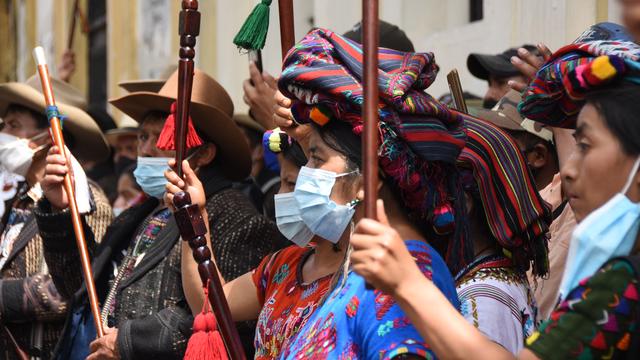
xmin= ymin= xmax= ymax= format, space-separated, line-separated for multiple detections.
xmin=109 ymin=69 xmax=251 ymax=180
xmin=0 ymin=76 xmax=109 ymax=162
xmin=118 ymin=80 xmax=165 ymax=93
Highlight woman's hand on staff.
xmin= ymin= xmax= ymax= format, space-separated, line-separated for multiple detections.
xmin=351 ymin=199 xmax=425 ymax=295
xmin=164 ymin=159 xmax=205 ymax=211
xmin=508 ymin=43 xmax=552 ymax=92
xmin=41 ymin=145 xmax=75 ymax=211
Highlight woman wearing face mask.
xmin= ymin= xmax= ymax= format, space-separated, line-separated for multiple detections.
xmin=0 ymin=76 xmax=112 ymax=360
xmin=349 ymin=50 xmax=640 ymax=358
xmin=273 ymin=29 xmax=471 ymax=359
xmin=167 ymin=127 xmax=348 ymax=359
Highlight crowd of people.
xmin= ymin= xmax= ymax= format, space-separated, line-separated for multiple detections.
xmin=1 ymin=1 xmax=640 ymax=359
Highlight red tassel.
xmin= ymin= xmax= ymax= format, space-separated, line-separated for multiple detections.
xmin=157 ymin=102 xmax=203 ymax=151
xmin=184 ymin=284 xmax=229 ymax=360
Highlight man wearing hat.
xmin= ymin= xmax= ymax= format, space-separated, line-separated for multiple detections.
xmin=36 ymin=69 xmax=280 ymax=359
xmin=477 ymin=89 xmax=558 ymax=191
xmin=0 ymin=76 xmax=112 ymax=359
xmin=467 ymin=45 xmax=538 ymax=109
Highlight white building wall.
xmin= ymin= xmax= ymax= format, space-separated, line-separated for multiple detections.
xmin=207 ymin=0 xmax=623 ymax=114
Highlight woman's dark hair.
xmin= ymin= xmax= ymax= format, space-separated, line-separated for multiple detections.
xmin=312 ymin=120 xmax=362 ymax=171
xmin=585 ymin=83 xmax=640 ymax=156
xmin=5 ymin=104 xmax=49 ymax=129
xmin=282 ymin=140 xmax=307 ymax=168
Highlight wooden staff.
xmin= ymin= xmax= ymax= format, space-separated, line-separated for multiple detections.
xmin=32 ymin=46 xmax=104 ymax=338
xmin=362 ymin=0 xmax=379 ymax=219
xmin=172 ymin=1 xmax=245 ymax=359
xmin=278 ymin=0 xmax=295 ymax=59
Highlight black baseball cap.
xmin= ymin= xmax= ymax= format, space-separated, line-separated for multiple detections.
xmin=467 ymin=44 xmax=537 ymax=81
xmin=573 ymin=22 xmax=633 ymax=43
xmin=343 ymin=20 xmax=415 ymax=53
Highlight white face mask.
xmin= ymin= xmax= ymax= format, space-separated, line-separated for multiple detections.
xmin=274 ymin=192 xmax=315 ymax=247
xmin=0 ymin=132 xmax=48 ymax=177
xmin=293 ymin=166 xmax=358 ymax=243
xmin=558 ymin=156 xmax=640 ymax=300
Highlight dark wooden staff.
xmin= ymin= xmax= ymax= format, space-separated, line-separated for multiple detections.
xmin=278 ymin=0 xmax=295 ymax=59
xmin=32 ymin=46 xmax=104 ymax=338
xmin=67 ymin=0 xmax=79 ymax=49
xmin=362 ymin=0 xmax=379 ymax=219
xmin=171 ymin=1 xmax=245 ymax=359
xmin=67 ymin=0 xmax=88 ymax=49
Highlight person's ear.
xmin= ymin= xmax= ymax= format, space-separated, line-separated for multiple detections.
xmin=527 ymin=143 xmax=549 ymax=169
xmin=192 ymin=143 xmax=217 ymax=168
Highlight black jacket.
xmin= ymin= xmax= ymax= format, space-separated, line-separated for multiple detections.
xmin=36 ymin=166 xmax=281 ymax=359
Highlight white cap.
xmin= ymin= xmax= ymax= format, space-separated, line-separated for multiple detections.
xmin=33 ymin=46 xmax=47 ymax=66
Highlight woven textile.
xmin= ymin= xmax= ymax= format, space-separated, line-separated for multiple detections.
xmin=459 ymin=118 xmax=551 ymax=276
xmin=519 ymin=40 xmax=640 ymax=128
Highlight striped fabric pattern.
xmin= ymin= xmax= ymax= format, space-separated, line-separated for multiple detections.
xmin=519 ymin=40 xmax=640 ymax=128
xmin=459 ymin=118 xmax=551 ymax=276
xmin=278 ymin=28 xmax=474 ymax=272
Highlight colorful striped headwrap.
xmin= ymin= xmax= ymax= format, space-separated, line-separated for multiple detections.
xmin=278 ymin=28 xmax=474 ymax=272
xmin=459 ymin=118 xmax=551 ymax=277
xmin=519 ymin=40 xmax=640 ymax=128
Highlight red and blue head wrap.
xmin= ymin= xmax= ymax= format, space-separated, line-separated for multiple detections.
xmin=519 ymin=40 xmax=640 ymax=128
xmin=459 ymin=118 xmax=551 ymax=277
xmin=278 ymin=28 xmax=474 ymax=272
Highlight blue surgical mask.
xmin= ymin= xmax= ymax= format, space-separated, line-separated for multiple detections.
xmin=274 ymin=192 xmax=315 ymax=247
xmin=559 ymin=156 xmax=640 ymax=300
xmin=294 ymin=166 xmax=358 ymax=243
xmin=133 ymin=157 xmax=172 ymax=199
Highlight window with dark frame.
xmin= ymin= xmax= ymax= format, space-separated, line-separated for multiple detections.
xmin=470 ymin=0 xmax=483 ymax=22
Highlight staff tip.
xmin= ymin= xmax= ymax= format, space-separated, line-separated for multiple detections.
xmin=33 ymin=47 xmax=47 ymax=66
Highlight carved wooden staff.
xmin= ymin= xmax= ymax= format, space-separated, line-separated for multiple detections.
xmin=171 ymin=1 xmax=246 ymax=359
xmin=32 ymin=47 xmax=104 ymax=338
xmin=362 ymin=0 xmax=379 ymax=219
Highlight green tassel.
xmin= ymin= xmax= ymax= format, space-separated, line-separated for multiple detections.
xmin=233 ymin=0 xmax=272 ymax=51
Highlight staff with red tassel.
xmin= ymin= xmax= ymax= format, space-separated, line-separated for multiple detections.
xmin=168 ymin=1 xmax=246 ymax=360
xmin=32 ymin=46 xmax=105 ymax=338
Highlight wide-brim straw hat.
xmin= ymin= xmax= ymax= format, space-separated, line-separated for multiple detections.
xmin=0 ymin=76 xmax=109 ymax=162
xmin=109 ymin=69 xmax=250 ymax=180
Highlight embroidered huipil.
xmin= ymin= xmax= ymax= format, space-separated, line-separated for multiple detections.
xmin=526 ymin=258 xmax=639 ymax=359
xmin=455 ymin=254 xmax=538 ymax=354
xmin=281 ymin=240 xmax=459 ymax=360
xmin=251 ymin=245 xmax=332 ymax=359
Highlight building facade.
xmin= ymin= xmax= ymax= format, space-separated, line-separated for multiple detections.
xmin=0 ymin=0 xmax=622 ymax=124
